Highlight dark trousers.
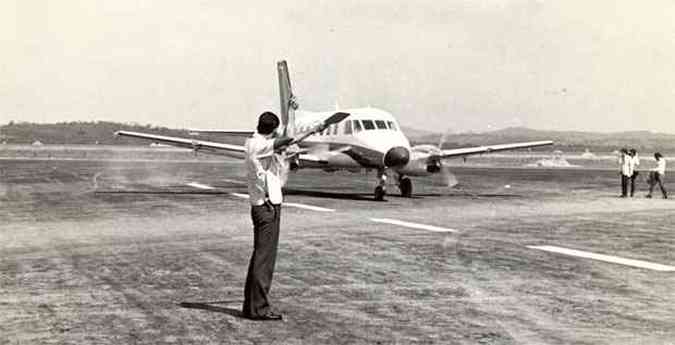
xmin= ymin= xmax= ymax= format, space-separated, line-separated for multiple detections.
xmin=629 ymin=172 xmax=639 ymax=196
xmin=648 ymin=172 xmax=667 ymax=198
xmin=621 ymin=174 xmax=630 ymax=196
xmin=243 ymin=203 xmax=281 ymax=317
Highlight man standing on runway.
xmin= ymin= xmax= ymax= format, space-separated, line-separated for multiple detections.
xmin=646 ymin=152 xmax=667 ymax=199
xmin=242 ymin=112 xmax=294 ymax=321
xmin=618 ymin=148 xmax=631 ymax=197
xmin=628 ymin=148 xmax=640 ymax=197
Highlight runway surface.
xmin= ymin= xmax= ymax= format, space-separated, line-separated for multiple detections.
xmin=2 ymin=157 xmax=675 ymax=344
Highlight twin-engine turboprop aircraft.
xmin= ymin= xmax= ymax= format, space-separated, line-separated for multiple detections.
xmin=116 ymin=60 xmax=553 ymax=200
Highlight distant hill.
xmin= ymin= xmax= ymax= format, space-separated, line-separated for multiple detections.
xmin=407 ymin=126 xmax=675 ymax=153
xmin=399 ymin=126 xmax=437 ymax=140
xmin=2 ymin=122 xmax=674 ymax=153
xmin=0 ymin=121 xmax=244 ymax=146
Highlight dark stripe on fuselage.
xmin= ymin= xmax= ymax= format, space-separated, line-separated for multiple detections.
xmin=299 ymin=141 xmax=385 ymax=168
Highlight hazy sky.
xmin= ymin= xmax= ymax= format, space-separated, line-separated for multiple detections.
xmin=2 ymin=1 xmax=675 ymax=133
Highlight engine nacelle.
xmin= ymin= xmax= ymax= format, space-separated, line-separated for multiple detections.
xmin=396 ymin=150 xmax=435 ymax=176
xmin=426 ymin=158 xmax=442 ymax=173
xmin=396 ymin=146 xmax=444 ymax=176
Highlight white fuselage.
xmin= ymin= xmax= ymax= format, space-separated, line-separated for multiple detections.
xmin=291 ymin=107 xmax=412 ymax=170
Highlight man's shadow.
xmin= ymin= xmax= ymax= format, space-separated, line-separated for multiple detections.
xmin=283 ymin=188 xmax=374 ymax=201
xmin=178 ymin=300 xmax=244 ymax=318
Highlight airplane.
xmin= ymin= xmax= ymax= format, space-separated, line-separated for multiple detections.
xmin=116 ymin=60 xmax=553 ymax=201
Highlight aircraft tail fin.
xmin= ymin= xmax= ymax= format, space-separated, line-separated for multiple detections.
xmin=277 ymin=60 xmax=297 ymax=137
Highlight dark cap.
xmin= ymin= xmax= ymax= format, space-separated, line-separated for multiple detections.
xmin=257 ymin=112 xmax=280 ymax=135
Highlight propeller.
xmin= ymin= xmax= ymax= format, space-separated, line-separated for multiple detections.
xmin=432 ymin=163 xmax=458 ymax=188
xmin=289 ymin=112 xmax=350 ymax=145
xmin=431 ymin=130 xmax=458 ymax=187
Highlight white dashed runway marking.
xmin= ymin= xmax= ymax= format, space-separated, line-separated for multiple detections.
xmin=229 ymin=192 xmax=250 ymax=199
xmin=282 ymin=202 xmax=334 ymax=212
xmin=528 ymin=245 xmax=675 ymax=272
xmin=369 ymin=218 xmax=458 ymax=233
xmin=186 ymin=182 xmax=215 ymax=190
xmin=221 ymin=178 xmax=246 ymax=185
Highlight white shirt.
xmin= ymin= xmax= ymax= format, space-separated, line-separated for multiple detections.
xmin=619 ymin=153 xmax=631 ymax=176
xmin=654 ymin=158 xmax=666 ymax=176
xmin=244 ymin=132 xmax=287 ymax=206
xmin=628 ymin=154 xmax=640 ymax=176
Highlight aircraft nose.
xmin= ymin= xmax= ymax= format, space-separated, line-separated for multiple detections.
xmin=384 ymin=146 xmax=410 ymax=167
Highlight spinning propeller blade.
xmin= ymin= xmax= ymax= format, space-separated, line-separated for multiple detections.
xmin=323 ymin=112 xmax=350 ymax=126
xmin=290 ymin=112 xmax=350 ymax=145
xmin=433 ymin=164 xmax=458 ymax=188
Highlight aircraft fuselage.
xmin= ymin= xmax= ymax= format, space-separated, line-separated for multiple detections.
xmin=293 ymin=107 xmax=412 ymax=171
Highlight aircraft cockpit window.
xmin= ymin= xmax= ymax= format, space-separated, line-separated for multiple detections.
xmin=344 ymin=120 xmax=353 ymax=135
xmin=353 ymin=120 xmax=363 ymax=132
xmin=332 ymin=124 xmax=339 ymax=135
xmin=387 ymin=121 xmax=398 ymax=131
xmin=375 ymin=120 xmax=387 ymax=129
xmin=362 ymin=120 xmax=376 ymax=130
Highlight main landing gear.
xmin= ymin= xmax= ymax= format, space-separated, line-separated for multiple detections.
xmin=374 ymin=170 xmax=387 ymax=201
xmin=373 ymin=171 xmax=414 ymax=201
xmin=399 ymin=175 xmax=412 ymax=198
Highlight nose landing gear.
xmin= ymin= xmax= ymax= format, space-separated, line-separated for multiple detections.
xmin=373 ymin=171 xmax=414 ymax=200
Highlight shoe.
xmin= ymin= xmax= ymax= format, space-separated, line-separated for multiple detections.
xmin=645 ymin=195 xmax=652 ymax=198
xmin=244 ymin=311 xmax=283 ymax=321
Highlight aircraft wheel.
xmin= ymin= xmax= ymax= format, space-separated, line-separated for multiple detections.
xmin=400 ymin=177 xmax=413 ymax=197
xmin=374 ymin=186 xmax=386 ymax=201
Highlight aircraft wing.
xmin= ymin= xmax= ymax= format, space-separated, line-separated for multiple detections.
xmin=187 ymin=129 xmax=254 ymax=136
xmin=436 ymin=140 xmax=553 ymax=159
xmin=115 ymin=130 xmax=246 ymax=158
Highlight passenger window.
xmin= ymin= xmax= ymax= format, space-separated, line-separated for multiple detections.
xmin=362 ymin=120 xmax=376 ymax=130
xmin=375 ymin=120 xmax=387 ymax=129
xmin=353 ymin=120 xmax=363 ymax=132
xmin=344 ymin=120 xmax=353 ymax=135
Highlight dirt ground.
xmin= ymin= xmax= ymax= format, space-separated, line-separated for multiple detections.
xmin=1 ymin=154 xmax=674 ymax=345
